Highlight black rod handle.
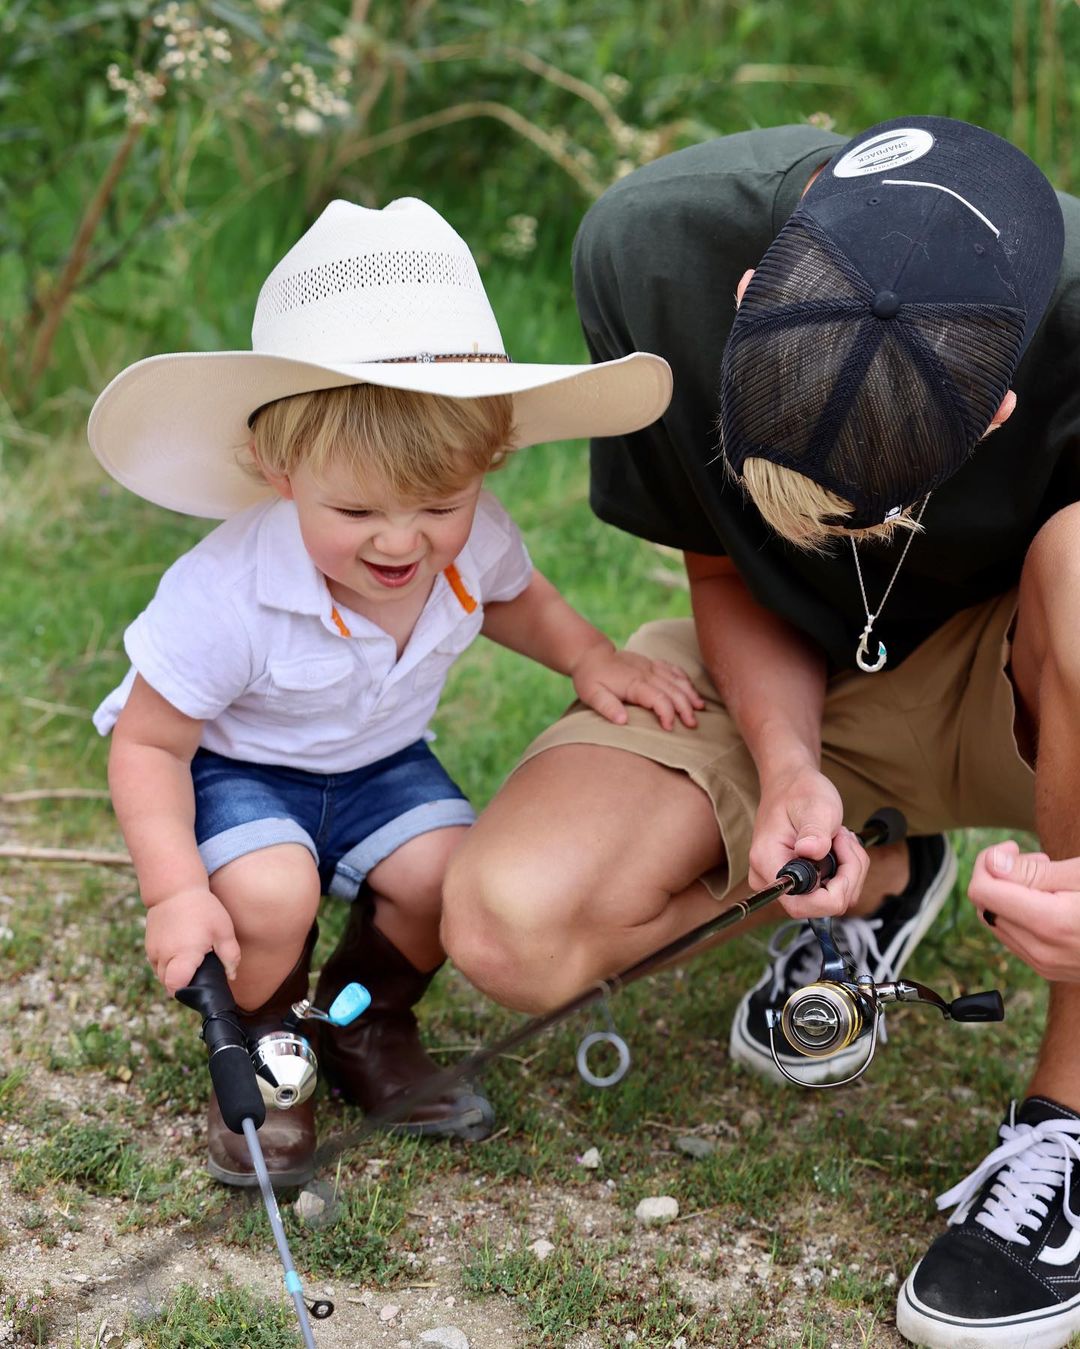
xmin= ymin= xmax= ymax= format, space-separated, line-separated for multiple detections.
xmin=176 ymin=954 xmax=266 ymax=1133
xmin=861 ymin=807 xmax=907 ymax=848
xmin=775 ymin=809 xmax=909 ymax=896
xmin=777 ymin=853 xmax=837 ymax=895
xmin=208 ymin=1042 xmax=266 ymax=1132
xmin=175 ymin=952 xmax=239 ymax=1022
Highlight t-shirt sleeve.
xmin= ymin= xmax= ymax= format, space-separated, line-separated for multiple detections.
xmin=469 ymin=493 xmax=534 ymax=603
xmin=121 ymin=553 xmax=256 ymax=721
xmin=573 ymin=186 xmax=731 ymax=555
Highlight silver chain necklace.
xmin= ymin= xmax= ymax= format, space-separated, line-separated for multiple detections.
xmin=850 ymin=495 xmax=930 ymax=673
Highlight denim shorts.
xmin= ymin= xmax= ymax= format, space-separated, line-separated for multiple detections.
xmin=191 ymin=741 xmax=475 ymax=900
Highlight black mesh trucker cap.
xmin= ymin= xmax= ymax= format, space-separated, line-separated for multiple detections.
xmin=720 ymin=116 xmax=1065 ymax=527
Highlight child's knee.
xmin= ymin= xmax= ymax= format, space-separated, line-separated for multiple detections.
xmin=211 ymin=842 xmax=321 ymax=943
xmin=367 ymin=825 xmax=469 ymax=913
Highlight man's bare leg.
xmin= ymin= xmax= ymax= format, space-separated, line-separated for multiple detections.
xmin=1010 ymin=503 xmax=1080 ymax=1110
xmin=895 ymin=508 xmax=1080 ymax=1345
xmin=442 ymin=742 xmax=911 ymax=1014
xmin=442 ymin=745 xmax=724 ymax=1011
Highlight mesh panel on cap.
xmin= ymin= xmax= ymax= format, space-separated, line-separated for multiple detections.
xmin=720 ymin=214 xmax=1026 ymax=525
xmin=260 ymin=248 xmax=484 ymax=319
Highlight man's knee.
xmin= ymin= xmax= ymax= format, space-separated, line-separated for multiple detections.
xmin=441 ymin=839 xmax=584 ymax=1012
xmin=1017 ymin=504 xmax=1080 ymax=694
xmin=1024 ymin=503 xmax=1080 ymax=597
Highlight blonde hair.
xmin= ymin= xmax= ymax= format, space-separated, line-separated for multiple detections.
xmin=738 ymin=457 xmax=925 ymax=554
xmin=247 ymin=383 xmax=515 ymax=498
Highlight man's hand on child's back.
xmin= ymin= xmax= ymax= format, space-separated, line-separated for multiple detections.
xmin=570 ymin=644 xmax=704 ymax=731
xmin=144 ymin=887 xmax=242 ymax=995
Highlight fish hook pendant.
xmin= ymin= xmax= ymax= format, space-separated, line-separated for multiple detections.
xmin=856 ymin=623 xmax=887 ymax=673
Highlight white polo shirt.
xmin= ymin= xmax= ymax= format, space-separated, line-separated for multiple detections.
xmin=93 ymin=491 xmax=533 ymax=773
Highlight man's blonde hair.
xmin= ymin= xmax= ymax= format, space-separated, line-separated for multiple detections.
xmin=739 ymin=457 xmax=924 ymax=553
xmin=248 ymin=383 xmax=515 ymax=498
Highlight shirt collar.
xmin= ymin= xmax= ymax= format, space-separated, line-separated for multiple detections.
xmin=255 ymin=500 xmax=338 ymax=625
xmin=253 ymin=498 xmax=481 ymax=642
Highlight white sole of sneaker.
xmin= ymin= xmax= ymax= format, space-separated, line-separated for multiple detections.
xmin=728 ymin=838 xmax=958 ymax=1085
xmin=897 ymin=1266 xmax=1080 ymax=1348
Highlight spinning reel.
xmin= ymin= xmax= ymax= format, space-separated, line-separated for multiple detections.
xmin=175 ymin=959 xmax=370 ymax=1118
xmin=765 ymin=903 xmax=1004 ymax=1089
xmin=248 ymin=982 xmax=372 ymax=1111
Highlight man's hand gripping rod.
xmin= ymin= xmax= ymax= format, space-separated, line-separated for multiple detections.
xmin=360 ymin=809 xmax=983 ymax=1133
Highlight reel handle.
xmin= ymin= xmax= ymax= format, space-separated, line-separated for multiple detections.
xmin=175 ymin=954 xmax=266 ymax=1133
xmin=948 ymin=990 xmax=1005 ymax=1022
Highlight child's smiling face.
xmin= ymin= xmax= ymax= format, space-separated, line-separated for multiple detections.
xmin=265 ymin=454 xmax=485 ymax=613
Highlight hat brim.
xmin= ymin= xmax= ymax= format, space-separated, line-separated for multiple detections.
xmin=88 ymin=350 xmax=672 ymax=517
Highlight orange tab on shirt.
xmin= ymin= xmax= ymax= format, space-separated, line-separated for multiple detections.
xmin=443 ymin=564 xmax=477 ymax=614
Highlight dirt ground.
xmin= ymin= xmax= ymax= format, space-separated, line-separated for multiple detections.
xmin=0 ymin=857 xmax=922 ymax=1348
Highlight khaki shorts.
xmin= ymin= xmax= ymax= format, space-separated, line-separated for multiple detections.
xmin=520 ymin=591 xmax=1035 ymax=901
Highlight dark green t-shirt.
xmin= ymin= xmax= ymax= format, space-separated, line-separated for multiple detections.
xmin=574 ymin=126 xmax=1080 ymax=670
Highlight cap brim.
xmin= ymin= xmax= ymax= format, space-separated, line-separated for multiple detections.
xmin=88 ymin=350 xmax=672 ymax=518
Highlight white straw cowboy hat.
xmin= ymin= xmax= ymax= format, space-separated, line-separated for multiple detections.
xmin=88 ymin=197 xmax=673 ymax=518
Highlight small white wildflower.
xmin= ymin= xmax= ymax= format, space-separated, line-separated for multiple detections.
xmin=290 ymin=107 xmax=324 ymax=135
xmin=496 ymin=213 xmax=538 ymax=259
xmin=635 ymin=130 xmax=662 ymax=163
xmin=601 ymin=72 xmax=630 ymax=100
xmin=328 ymin=33 xmax=357 ymax=62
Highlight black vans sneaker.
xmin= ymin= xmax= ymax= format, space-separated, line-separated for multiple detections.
xmin=728 ymin=833 xmax=956 ymax=1084
xmin=898 ymin=1097 xmax=1080 ymax=1349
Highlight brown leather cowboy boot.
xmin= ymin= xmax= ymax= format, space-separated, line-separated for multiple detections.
xmin=207 ymin=927 xmax=318 ymax=1187
xmin=314 ymin=903 xmax=494 ymax=1140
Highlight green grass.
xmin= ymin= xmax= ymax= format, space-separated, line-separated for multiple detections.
xmin=12 ymin=1120 xmax=161 ymax=1199
xmin=224 ymin=1160 xmax=421 ymax=1284
xmin=130 ymin=1280 xmax=304 ymax=1348
xmin=463 ymin=1226 xmax=716 ymax=1346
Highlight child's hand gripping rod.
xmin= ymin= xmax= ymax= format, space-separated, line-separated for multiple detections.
xmin=356 ymin=809 xmax=909 ymax=1132
xmin=176 ymin=955 xmax=325 ymax=1349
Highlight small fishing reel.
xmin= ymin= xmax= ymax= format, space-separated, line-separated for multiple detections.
xmin=249 ymin=982 xmax=371 ymax=1111
xmin=765 ymin=916 xmax=1004 ymax=1088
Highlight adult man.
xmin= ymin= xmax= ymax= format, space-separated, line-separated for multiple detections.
xmin=442 ymin=117 xmax=1080 ymax=1346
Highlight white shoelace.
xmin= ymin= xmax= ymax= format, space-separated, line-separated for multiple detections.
xmin=936 ymin=1108 xmax=1080 ymax=1246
